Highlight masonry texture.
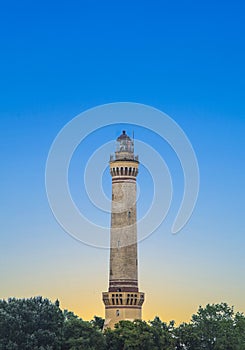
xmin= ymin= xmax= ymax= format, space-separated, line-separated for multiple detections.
xmin=102 ymin=131 xmax=144 ymax=329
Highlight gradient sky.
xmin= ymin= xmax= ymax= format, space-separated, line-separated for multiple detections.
xmin=1 ymin=0 xmax=245 ymax=324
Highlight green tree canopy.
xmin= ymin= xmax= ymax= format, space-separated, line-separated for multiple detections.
xmin=63 ymin=316 xmax=105 ymax=350
xmin=105 ymin=319 xmax=176 ymax=350
xmin=175 ymin=303 xmax=245 ymax=350
xmin=1 ymin=298 xmax=245 ymax=350
xmin=0 ymin=297 xmax=63 ymax=350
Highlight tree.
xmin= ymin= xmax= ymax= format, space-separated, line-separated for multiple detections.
xmin=105 ymin=319 xmax=174 ymax=350
xmin=234 ymin=312 xmax=245 ymax=349
xmin=175 ymin=322 xmax=199 ymax=350
xmin=175 ymin=303 xmax=245 ymax=350
xmin=150 ymin=317 xmax=176 ymax=350
xmin=1 ymin=297 xmax=245 ymax=350
xmin=0 ymin=297 xmax=64 ymax=350
xmin=62 ymin=316 xmax=106 ymax=350
xmin=90 ymin=316 xmax=104 ymax=331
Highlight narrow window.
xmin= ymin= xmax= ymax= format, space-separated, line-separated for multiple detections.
xmin=116 ymin=310 xmax=120 ymax=317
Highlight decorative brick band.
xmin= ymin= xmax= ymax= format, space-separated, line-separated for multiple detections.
xmin=109 ymin=287 xmax=138 ymax=292
xmin=110 ymin=280 xmax=138 ymax=286
xmin=112 ymin=177 xmax=136 ymax=183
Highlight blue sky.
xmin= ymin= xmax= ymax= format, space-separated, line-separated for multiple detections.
xmin=1 ymin=0 xmax=245 ymax=322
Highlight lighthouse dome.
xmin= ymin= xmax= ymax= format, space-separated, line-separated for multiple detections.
xmin=116 ymin=130 xmax=134 ymax=154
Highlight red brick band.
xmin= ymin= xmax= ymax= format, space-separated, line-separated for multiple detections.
xmin=110 ymin=280 xmax=138 ymax=285
xmin=112 ymin=177 xmax=136 ymax=182
xmin=109 ymin=287 xmax=138 ymax=292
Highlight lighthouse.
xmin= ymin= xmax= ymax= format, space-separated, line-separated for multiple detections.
xmin=102 ymin=131 xmax=144 ymax=329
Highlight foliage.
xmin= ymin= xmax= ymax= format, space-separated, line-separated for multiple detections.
xmin=1 ymin=298 xmax=245 ymax=350
xmin=105 ymin=319 xmax=176 ymax=350
xmin=175 ymin=303 xmax=245 ymax=350
xmin=63 ymin=317 xmax=105 ymax=350
xmin=90 ymin=315 xmax=105 ymax=331
xmin=0 ymin=297 xmax=63 ymax=350
xmin=150 ymin=317 xmax=176 ymax=350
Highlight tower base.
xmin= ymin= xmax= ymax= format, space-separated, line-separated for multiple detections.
xmin=102 ymin=291 xmax=144 ymax=329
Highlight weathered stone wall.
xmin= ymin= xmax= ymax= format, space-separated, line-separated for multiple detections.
xmin=103 ymin=153 xmax=144 ymax=329
xmin=103 ymin=304 xmax=142 ymax=329
xmin=110 ymin=180 xmax=138 ymax=286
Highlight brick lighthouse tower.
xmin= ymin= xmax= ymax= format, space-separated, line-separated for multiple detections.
xmin=102 ymin=131 xmax=145 ymax=329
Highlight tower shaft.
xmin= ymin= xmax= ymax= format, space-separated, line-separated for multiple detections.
xmin=110 ymin=165 xmax=138 ymax=292
xmin=103 ymin=131 xmax=144 ymax=329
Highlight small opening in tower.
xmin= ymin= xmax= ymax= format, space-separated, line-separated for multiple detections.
xmin=128 ymin=211 xmax=131 ymax=218
xmin=116 ymin=310 xmax=120 ymax=316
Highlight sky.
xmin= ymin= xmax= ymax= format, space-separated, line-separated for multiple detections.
xmin=1 ymin=0 xmax=245 ymax=324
